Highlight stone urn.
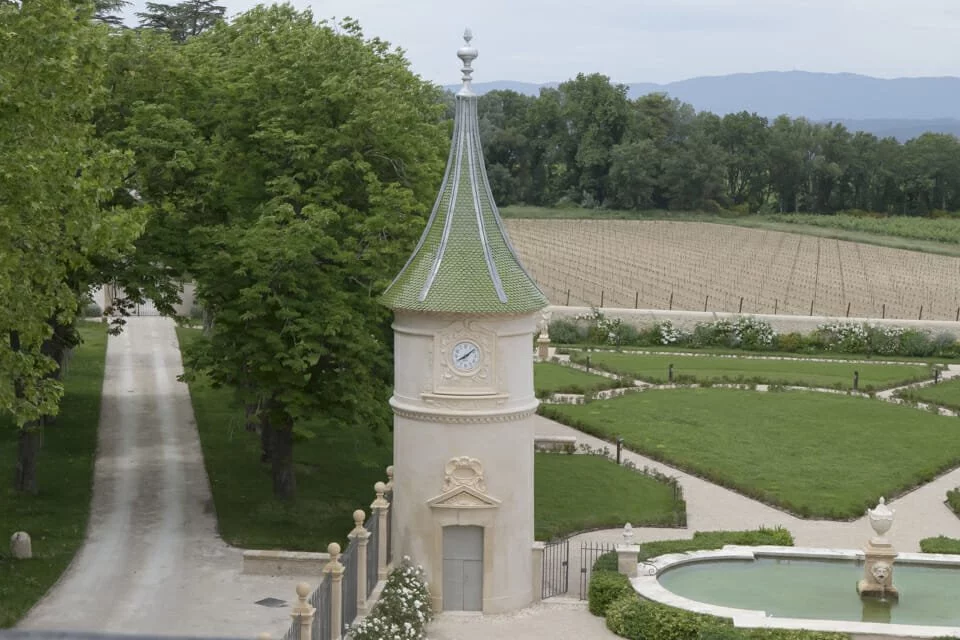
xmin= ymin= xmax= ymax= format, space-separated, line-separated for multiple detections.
xmin=867 ymin=497 xmax=894 ymax=545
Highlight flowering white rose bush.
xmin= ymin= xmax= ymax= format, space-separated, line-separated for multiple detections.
xmin=349 ymin=556 xmax=432 ymax=640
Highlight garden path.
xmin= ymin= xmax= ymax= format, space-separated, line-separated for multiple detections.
xmin=18 ymin=317 xmax=308 ymax=639
xmin=532 ymin=414 xmax=960 ymax=551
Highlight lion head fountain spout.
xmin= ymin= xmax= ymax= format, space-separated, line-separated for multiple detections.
xmin=857 ymin=497 xmax=899 ymax=600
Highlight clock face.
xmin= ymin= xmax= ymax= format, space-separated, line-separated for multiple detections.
xmin=451 ymin=340 xmax=481 ymax=372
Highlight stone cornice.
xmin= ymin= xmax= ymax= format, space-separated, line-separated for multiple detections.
xmin=389 ymin=397 xmax=538 ymax=424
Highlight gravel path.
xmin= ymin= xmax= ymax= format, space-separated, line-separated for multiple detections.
xmin=18 ymin=318 xmax=309 ymax=638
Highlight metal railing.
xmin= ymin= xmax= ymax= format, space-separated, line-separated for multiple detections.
xmin=310 ymin=575 xmax=331 ymax=640
xmin=385 ymin=488 xmax=394 ymax=565
xmin=365 ymin=512 xmax=379 ymax=598
xmin=341 ymin=539 xmax=359 ymax=631
xmin=579 ymin=541 xmax=616 ymax=599
xmin=541 ymin=536 xmax=570 ymax=599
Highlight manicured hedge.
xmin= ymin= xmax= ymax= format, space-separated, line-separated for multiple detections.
xmin=919 ymin=536 xmax=960 ymax=554
xmin=588 ymin=571 xmax=633 ymax=616
xmin=948 ymin=488 xmax=960 ymax=517
xmin=590 ymin=528 xmax=845 ymax=640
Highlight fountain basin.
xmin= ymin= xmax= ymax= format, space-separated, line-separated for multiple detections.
xmin=634 ymin=545 xmax=960 ymax=638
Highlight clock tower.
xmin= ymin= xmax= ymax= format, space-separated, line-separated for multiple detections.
xmin=380 ymin=30 xmax=548 ymax=614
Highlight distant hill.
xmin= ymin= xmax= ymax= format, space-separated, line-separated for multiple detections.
xmin=447 ymin=72 xmax=960 ymax=141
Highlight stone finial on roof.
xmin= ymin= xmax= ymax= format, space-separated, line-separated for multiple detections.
xmin=457 ymin=29 xmax=478 ymax=97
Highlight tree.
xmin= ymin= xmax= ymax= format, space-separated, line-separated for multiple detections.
xmin=137 ymin=0 xmax=224 ymax=42
xmin=92 ymin=0 xmax=130 ymax=26
xmin=0 ymin=0 xmax=143 ymax=493
xmin=173 ymin=7 xmax=447 ymax=499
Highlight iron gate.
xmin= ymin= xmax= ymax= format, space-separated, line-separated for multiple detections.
xmin=541 ymin=537 xmax=569 ymax=599
xmin=579 ymin=541 xmax=615 ymax=600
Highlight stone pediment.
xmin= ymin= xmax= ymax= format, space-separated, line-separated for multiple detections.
xmin=427 ymin=485 xmax=501 ymax=510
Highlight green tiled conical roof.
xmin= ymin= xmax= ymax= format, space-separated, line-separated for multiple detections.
xmin=381 ymin=30 xmax=548 ymax=315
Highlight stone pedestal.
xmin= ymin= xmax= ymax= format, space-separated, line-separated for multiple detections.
xmin=537 ymin=335 xmax=550 ymax=360
xmin=10 ymin=532 xmax=31 ymax=559
xmin=857 ymin=541 xmax=898 ymax=599
xmin=616 ymin=544 xmax=640 ymax=578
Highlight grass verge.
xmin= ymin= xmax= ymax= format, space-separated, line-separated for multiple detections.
xmin=534 ymin=453 xmax=684 ymax=540
xmin=898 ymin=378 xmax=960 ymax=412
xmin=177 ymin=327 xmax=393 ymax=550
xmin=541 ymin=388 xmax=960 ymax=519
xmin=571 ymin=351 xmax=930 ymax=391
xmin=534 ymin=361 xmax=622 ymax=396
xmin=0 ymin=324 xmax=107 ymax=628
xmin=558 ymin=344 xmax=957 ymax=365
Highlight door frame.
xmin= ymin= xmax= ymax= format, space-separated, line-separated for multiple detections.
xmin=429 ymin=511 xmax=496 ymax=612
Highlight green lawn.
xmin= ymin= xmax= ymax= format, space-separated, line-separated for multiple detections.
xmin=898 ymin=378 xmax=960 ymax=411
xmin=177 ymin=327 xmax=393 ymax=551
xmin=0 ymin=324 xmax=107 ymax=628
xmin=572 ymin=351 xmax=930 ymax=391
xmin=541 ymin=388 xmax=960 ymax=519
xmin=534 ymin=362 xmax=621 ymax=396
xmin=534 ymin=453 xmax=684 ymax=540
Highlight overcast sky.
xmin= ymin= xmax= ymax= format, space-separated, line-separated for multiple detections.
xmin=124 ymin=0 xmax=960 ymax=85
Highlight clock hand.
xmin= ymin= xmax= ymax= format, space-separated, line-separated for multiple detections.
xmin=456 ymin=349 xmax=475 ymax=362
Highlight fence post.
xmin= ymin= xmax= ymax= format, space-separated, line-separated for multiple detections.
xmin=774 ymin=299 xmax=778 ymax=315
xmin=846 ymin=302 xmax=851 ymax=318
xmin=600 ymin=290 xmax=605 ymax=308
xmin=291 ymin=583 xmax=315 ymax=640
xmin=531 ymin=541 xmax=545 ymax=603
xmin=371 ymin=482 xmax=390 ymax=580
xmin=634 ymin=291 xmax=639 ymax=309
xmin=669 ymin=291 xmax=673 ymax=311
xmin=738 ymin=297 xmax=744 ymax=313
xmin=325 ymin=543 xmax=345 ymax=640
xmin=882 ymin=303 xmax=886 ymax=319
xmin=349 ymin=510 xmax=371 ymax=614
xmin=616 ymin=524 xmax=640 ymax=578
xmin=704 ymin=295 xmax=709 ymax=312
xmin=810 ymin=300 xmax=814 ymax=316
xmin=919 ymin=305 xmax=923 ymax=320
xmin=566 ymin=289 xmax=570 ymax=306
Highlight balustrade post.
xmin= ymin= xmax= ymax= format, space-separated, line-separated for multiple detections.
xmin=349 ymin=509 xmax=371 ymax=614
xmin=325 ymin=543 xmax=345 ymax=640
xmin=291 ymin=583 xmax=315 ymax=640
xmin=371 ymin=481 xmax=390 ymax=580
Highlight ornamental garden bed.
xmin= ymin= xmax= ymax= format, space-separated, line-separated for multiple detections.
xmin=541 ymin=388 xmax=960 ymax=519
xmin=569 ymin=351 xmax=931 ymax=392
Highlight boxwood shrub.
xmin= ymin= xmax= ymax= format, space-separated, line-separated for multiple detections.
xmin=588 ymin=570 xmax=633 ymax=616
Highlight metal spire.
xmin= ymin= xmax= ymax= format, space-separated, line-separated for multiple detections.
xmin=457 ymin=28 xmax=478 ymax=97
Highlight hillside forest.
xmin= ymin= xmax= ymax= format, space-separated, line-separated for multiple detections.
xmin=472 ymin=78 xmax=960 ymax=216
xmin=4 ymin=0 xmax=960 ymax=499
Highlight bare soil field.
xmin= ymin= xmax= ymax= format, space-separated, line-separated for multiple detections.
xmin=505 ymin=219 xmax=960 ymax=321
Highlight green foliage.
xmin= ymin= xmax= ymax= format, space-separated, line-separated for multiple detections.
xmin=588 ymin=571 xmax=633 ymax=616
xmin=638 ymin=528 xmax=794 ymax=561
xmin=349 ymin=557 xmax=432 ymax=640
xmin=600 ymin=590 xmax=845 ymax=640
xmin=948 ymin=488 xmax=960 ymax=517
xmin=176 ymin=327 xmax=392 ymax=550
xmin=568 ymin=350 xmax=930 ymax=391
xmin=0 ymin=326 xmax=107 ymax=627
xmin=0 ymin=0 xmax=142 ymax=429
xmin=137 ymin=0 xmax=226 ymax=42
xmin=541 ymin=388 xmax=960 ymax=519
xmin=478 ymin=77 xmax=960 ymax=217
xmin=593 ymin=552 xmax=619 ymax=572
xmin=919 ymin=536 xmax=960 ymax=554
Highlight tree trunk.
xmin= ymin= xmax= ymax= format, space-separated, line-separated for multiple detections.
xmin=270 ymin=419 xmax=295 ymax=500
xmin=14 ymin=426 xmax=41 ymax=494
xmin=259 ymin=407 xmax=273 ymax=463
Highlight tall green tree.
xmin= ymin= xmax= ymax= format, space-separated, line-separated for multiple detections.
xmin=137 ymin=0 xmax=224 ymax=42
xmin=174 ymin=7 xmax=446 ymax=499
xmin=0 ymin=0 xmax=143 ymax=493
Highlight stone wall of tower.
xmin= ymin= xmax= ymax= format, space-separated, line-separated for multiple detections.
xmin=389 ymin=310 xmax=538 ymax=614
